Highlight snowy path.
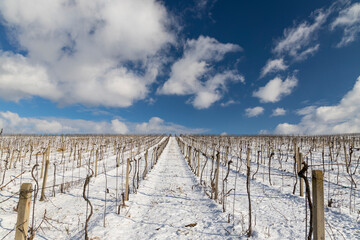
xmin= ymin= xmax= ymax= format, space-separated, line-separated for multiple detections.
xmin=90 ymin=137 xmax=234 ymax=239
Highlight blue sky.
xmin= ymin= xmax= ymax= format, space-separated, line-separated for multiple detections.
xmin=0 ymin=0 xmax=359 ymax=135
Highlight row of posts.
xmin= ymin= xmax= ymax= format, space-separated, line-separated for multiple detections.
xmin=13 ymin=139 xmax=325 ymax=239
xmin=176 ymin=137 xmax=325 ymax=240
xmin=14 ymin=136 xmax=170 ymax=239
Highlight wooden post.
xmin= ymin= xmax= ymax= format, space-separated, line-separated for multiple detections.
xmin=225 ymin=146 xmax=229 ymax=165
xmin=344 ymin=144 xmax=349 ymax=173
xmin=188 ymin=146 xmax=192 ymax=166
xmin=214 ymin=151 xmax=220 ymax=200
xmin=312 ymin=170 xmax=325 ymax=240
xmin=40 ymin=150 xmax=46 ymax=179
xmin=130 ymin=141 xmax=133 ymax=160
xmin=74 ymin=144 xmax=76 ymax=167
xmin=95 ymin=149 xmax=99 ymax=177
xmin=298 ymin=152 xmax=304 ymax=197
xmin=40 ymin=159 xmax=50 ymax=201
xmin=124 ymin=158 xmax=130 ymax=201
xmin=144 ymin=150 xmax=148 ymax=178
xmin=9 ymin=149 xmax=15 ymax=169
xmin=246 ymin=147 xmax=252 ymax=237
xmin=79 ymin=148 xmax=82 ymax=167
xmin=197 ymin=150 xmax=200 ymax=177
xmin=15 ymin=183 xmax=32 ymax=240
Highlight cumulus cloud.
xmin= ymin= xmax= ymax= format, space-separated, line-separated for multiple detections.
xmin=253 ymin=76 xmax=297 ymax=103
xmin=157 ymin=36 xmax=244 ymax=109
xmin=111 ymin=119 xmax=129 ymax=134
xmin=134 ymin=117 xmax=206 ymax=134
xmin=271 ymin=107 xmax=286 ymax=116
xmin=275 ymin=76 xmax=360 ymax=135
xmin=0 ymin=111 xmax=205 ymax=134
xmin=0 ymin=51 xmax=61 ymax=102
xmin=245 ymin=107 xmax=264 ymax=117
xmin=260 ymin=58 xmax=288 ymax=78
xmin=331 ymin=2 xmax=360 ymax=47
xmin=0 ymin=111 xmax=128 ymax=134
xmin=0 ymin=0 xmax=174 ymax=107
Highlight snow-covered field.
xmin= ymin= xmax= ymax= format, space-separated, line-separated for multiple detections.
xmin=0 ymin=135 xmax=359 ymax=239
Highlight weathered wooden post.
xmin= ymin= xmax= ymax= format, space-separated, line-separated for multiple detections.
xmin=144 ymin=150 xmax=148 ymax=178
xmin=196 ymin=150 xmax=200 ymax=177
xmin=188 ymin=146 xmax=192 ymax=166
xmin=214 ymin=151 xmax=220 ymax=200
xmin=225 ymin=146 xmax=229 ymax=165
xmin=94 ymin=149 xmax=99 ymax=177
xmin=40 ymin=159 xmax=50 ymax=201
xmin=246 ymin=147 xmax=252 ymax=237
xmin=124 ymin=158 xmax=130 ymax=201
xmin=312 ymin=170 xmax=325 ymax=240
xmin=298 ymin=152 xmax=304 ymax=197
xmin=73 ymin=143 xmax=76 ymax=167
xmin=9 ymin=149 xmax=15 ymax=169
xmin=40 ymin=149 xmax=46 ymax=179
xmin=15 ymin=183 xmax=32 ymax=240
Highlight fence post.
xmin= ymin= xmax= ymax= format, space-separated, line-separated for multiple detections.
xmin=298 ymin=152 xmax=304 ymax=197
xmin=312 ymin=170 xmax=325 ymax=240
xmin=214 ymin=151 xmax=220 ymax=200
xmin=15 ymin=183 xmax=32 ymax=240
xmin=124 ymin=158 xmax=130 ymax=201
xmin=144 ymin=150 xmax=148 ymax=179
xmin=40 ymin=150 xmax=46 ymax=179
xmin=188 ymin=146 xmax=192 ymax=166
xmin=40 ymin=159 xmax=49 ymax=201
xmin=197 ymin=150 xmax=200 ymax=177
xmin=94 ymin=149 xmax=99 ymax=177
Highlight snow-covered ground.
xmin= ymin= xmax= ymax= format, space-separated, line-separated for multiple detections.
xmin=1 ymin=136 xmax=359 ymax=239
xmin=179 ymin=135 xmax=360 ymax=239
xmin=84 ymin=136 xmax=235 ymax=239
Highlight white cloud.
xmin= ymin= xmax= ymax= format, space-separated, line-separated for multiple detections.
xmin=331 ymin=3 xmax=360 ymax=47
xmin=260 ymin=58 xmax=288 ymax=78
xmin=134 ymin=117 xmax=206 ymax=134
xmin=294 ymin=44 xmax=320 ymax=61
xmin=111 ymin=119 xmax=129 ymax=134
xmin=271 ymin=107 xmax=286 ymax=116
xmin=259 ymin=129 xmax=270 ymax=135
xmin=0 ymin=51 xmax=61 ymax=102
xmin=0 ymin=111 xmax=205 ymax=134
xmin=220 ymin=99 xmax=238 ymax=107
xmin=296 ymin=106 xmax=316 ymax=116
xmin=0 ymin=0 xmax=174 ymax=107
xmin=274 ymin=123 xmax=301 ymax=135
xmin=0 ymin=111 xmax=75 ymax=134
xmin=245 ymin=106 xmax=264 ymax=117
xmin=157 ymin=36 xmax=244 ymax=109
xmin=273 ymin=10 xmax=328 ymax=59
xmin=253 ymin=76 xmax=298 ymax=103
xmin=275 ymin=75 xmax=360 ymax=135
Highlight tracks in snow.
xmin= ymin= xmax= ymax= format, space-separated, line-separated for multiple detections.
xmin=92 ymin=137 xmax=235 ymax=239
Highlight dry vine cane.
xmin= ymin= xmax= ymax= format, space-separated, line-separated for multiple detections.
xmin=83 ymin=170 xmax=94 ymax=240
xmin=298 ymin=162 xmax=313 ymax=240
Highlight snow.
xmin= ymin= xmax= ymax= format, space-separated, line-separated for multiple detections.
xmin=86 ymin=136 xmax=234 ymax=239
xmin=0 ymin=135 xmax=359 ymax=239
